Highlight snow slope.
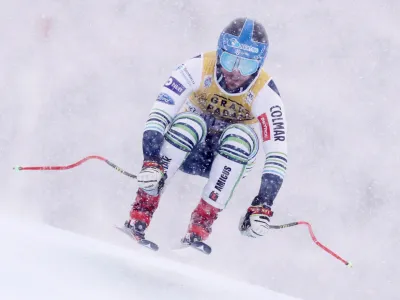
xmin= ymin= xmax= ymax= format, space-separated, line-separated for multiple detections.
xmin=0 ymin=215 xmax=300 ymax=300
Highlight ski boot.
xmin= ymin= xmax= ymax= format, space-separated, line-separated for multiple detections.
xmin=181 ymin=199 xmax=221 ymax=255
xmin=127 ymin=188 xmax=160 ymax=236
xmin=117 ymin=188 xmax=161 ymax=250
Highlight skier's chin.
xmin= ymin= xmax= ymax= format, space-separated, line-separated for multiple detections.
xmin=221 ymin=68 xmax=251 ymax=90
xmin=225 ymin=80 xmax=242 ymax=90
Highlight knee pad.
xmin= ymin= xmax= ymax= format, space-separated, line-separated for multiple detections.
xmin=218 ymin=124 xmax=259 ymax=164
xmin=164 ymin=112 xmax=207 ymax=152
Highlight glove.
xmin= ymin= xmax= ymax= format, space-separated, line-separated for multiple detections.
xmin=137 ymin=161 xmax=165 ymax=194
xmin=239 ymin=204 xmax=273 ymax=238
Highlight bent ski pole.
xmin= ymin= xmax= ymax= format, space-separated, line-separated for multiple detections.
xmin=13 ymin=155 xmax=137 ymax=179
xmin=14 ymin=156 xmax=351 ymax=266
xmin=268 ymin=221 xmax=352 ymax=267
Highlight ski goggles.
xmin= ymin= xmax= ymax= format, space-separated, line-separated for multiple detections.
xmin=219 ymin=51 xmax=260 ymax=76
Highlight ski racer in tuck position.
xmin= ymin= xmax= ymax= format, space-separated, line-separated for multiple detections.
xmin=124 ymin=17 xmax=288 ymax=250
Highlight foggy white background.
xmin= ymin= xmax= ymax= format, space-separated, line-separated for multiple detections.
xmin=1 ymin=1 xmax=399 ymax=299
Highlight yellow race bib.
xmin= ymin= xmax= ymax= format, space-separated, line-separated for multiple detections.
xmin=188 ymin=51 xmax=271 ymax=124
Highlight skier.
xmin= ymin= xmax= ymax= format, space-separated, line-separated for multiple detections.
xmin=124 ymin=17 xmax=288 ymax=250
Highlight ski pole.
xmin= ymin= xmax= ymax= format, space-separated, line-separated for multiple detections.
xmin=268 ymin=221 xmax=352 ymax=267
xmin=13 ymin=156 xmax=351 ymax=266
xmin=13 ymin=155 xmax=137 ymax=179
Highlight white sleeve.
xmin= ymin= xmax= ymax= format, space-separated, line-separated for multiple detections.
xmin=251 ymin=79 xmax=288 ymax=180
xmin=144 ymin=55 xmax=203 ymax=134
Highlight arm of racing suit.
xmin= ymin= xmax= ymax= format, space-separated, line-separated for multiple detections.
xmin=142 ymin=55 xmax=202 ymax=162
xmin=250 ymin=79 xmax=288 ymax=207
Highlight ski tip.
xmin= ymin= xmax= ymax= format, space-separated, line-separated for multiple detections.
xmin=191 ymin=241 xmax=212 ymax=255
xmin=346 ymin=261 xmax=353 ymax=268
xmin=138 ymin=239 xmax=159 ymax=251
xmin=151 ymin=244 xmax=160 ymax=251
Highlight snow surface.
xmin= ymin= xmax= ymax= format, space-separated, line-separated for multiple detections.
xmin=0 ymin=215 xmax=299 ymax=300
xmin=1 ymin=1 xmax=399 ymax=300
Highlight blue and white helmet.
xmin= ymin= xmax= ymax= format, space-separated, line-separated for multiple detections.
xmin=217 ymin=18 xmax=269 ymax=76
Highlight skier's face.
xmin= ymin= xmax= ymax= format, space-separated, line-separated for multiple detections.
xmin=221 ymin=67 xmax=252 ymax=90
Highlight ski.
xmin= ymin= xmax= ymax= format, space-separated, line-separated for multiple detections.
xmin=179 ymin=238 xmax=212 ymax=255
xmin=115 ymin=224 xmax=159 ymax=251
xmin=189 ymin=241 xmax=212 ymax=255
